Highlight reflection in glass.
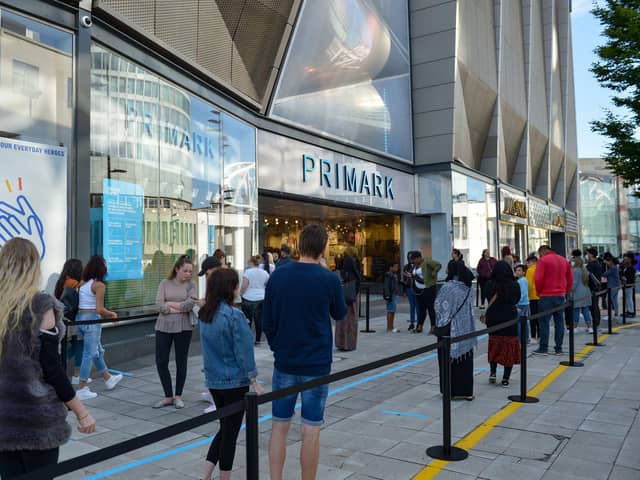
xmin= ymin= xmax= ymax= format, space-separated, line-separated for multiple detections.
xmin=0 ymin=9 xmax=73 ymax=146
xmin=451 ymin=172 xmax=497 ymax=270
xmin=90 ymin=45 xmax=257 ymax=312
xmin=580 ymin=174 xmax=620 ymax=255
xmin=270 ymin=0 xmax=412 ymax=161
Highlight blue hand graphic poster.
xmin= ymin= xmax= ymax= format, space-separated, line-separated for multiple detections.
xmin=0 ymin=137 xmax=67 ymax=291
xmin=103 ymin=179 xmax=143 ymax=280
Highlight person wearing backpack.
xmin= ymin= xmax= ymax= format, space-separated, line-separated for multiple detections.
xmin=54 ymin=259 xmax=84 ymax=383
xmin=383 ymin=260 xmax=401 ymax=333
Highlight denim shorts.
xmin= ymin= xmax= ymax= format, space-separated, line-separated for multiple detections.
xmin=271 ymin=368 xmax=329 ymax=426
xmin=386 ymin=294 xmax=398 ymax=313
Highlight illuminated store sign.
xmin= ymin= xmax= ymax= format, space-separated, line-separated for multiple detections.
xmin=301 ymin=154 xmax=394 ymax=199
xmin=258 ymin=130 xmax=415 ymax=213
xmin=499 ymin=189 xmax=527 ymax=224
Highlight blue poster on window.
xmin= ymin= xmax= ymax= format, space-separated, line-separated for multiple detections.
xmin=103 ymin=179 xmax=143 ymax=280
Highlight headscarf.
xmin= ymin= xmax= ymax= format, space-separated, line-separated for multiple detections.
xmin=435 ymin=272 xmax=476 ymax=360
xmin=489 ymin=260 xmax=516 ymax=301
xmin=445 ymin=260 xmax=475 ymax=287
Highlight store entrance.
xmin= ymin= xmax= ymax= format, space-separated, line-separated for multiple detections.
xmin=259 ymin=196 xmax=400 ymax=282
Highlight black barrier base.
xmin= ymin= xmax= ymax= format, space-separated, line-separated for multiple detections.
xmin=585 ymin=342 xmax=605 ymax=347
xmin=426 ymin=445 xmax=468 ymax=461
xmin=360 ymin=328 xmax=376 ymax=333
xmin=559 ymin=360 xmax=584 ymax=367
xmin=508 ymin=395 xmax=539 ymax=403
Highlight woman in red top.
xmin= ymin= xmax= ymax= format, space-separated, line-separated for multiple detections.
xmin=476 ymin=249 xmax=497 ymax=308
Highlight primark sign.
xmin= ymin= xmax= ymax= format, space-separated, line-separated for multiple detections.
xmin=258 ymin=130 xmax=415 ymax=213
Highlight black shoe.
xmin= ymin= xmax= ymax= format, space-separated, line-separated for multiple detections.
xmin=408 ymin=324 xmax=415 ymax=331
xmin=489 ymin=374 xmax=496 ymax=384
xmin=501 ymin=379 xmax=509 ymax=387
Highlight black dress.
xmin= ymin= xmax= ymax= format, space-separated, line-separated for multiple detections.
xmin=435 ymin=323 xmax=474 ymax=397
xmin=485 ymin=280 xmax=521 ymax=367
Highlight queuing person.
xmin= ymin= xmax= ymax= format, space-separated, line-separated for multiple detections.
xmin=241 ymin=255 xmax=270 ymax=344
xmin=383 ymin=259 xmax=401 ymax=333
xmin=263 ymin=224 xmax=347 ymax=480
xmin=621 ymin=252 xmax=637 ymax=317
xmin=54 ymin=258 xmax=84 ymax=383
xmin=199 ymin=268 xmax=264 ymax=480
xmin=434 ymin=260 xmax=476 ymax=400
xmin=483 ymin=261 xmax=521 ymax=386
xmin=533 ymin=245 xmax=573 ymax=356
xmin=571 ymin=257 xmax=593 ymax=333
xmin=525 ymin=255 xmax=540 ymax=343
xmin=75 ymin=255 xmax=122 ymax=400
xmin=260 ymin=251 xmax=276 ymax=274
xmin=153 ymin=255 xmax=196 ymax=409
xmin=0 ymin=238 xmax=97 ymax=479
xmin=213 ymin=249 xmax=227 ymax=266
xmin=335 ymin=247 xmax=361 ymax=350
xmin=586 ymin=247 xmax=603 ymax=328
xmin=197 ymin=256 xmax=223 ymax=414
xmin=476 ymin=249 xmax=497 ymax=309
xmin=276 ymin=244 xmax=293 ymax=269
xmin=402 ymin=251 xmax=419 ymax=330
xmin=451 ymin=248 xmax=464 ymax=264
xmin=515 ymin=264 xmax=530 ymax=343
xmin=501 ymin=245 xmax=515 ymax=270
xmin=408 ymin=250 xmax=441 ymax=334
xmin=602 ymin=253 xmax=621 ymax=323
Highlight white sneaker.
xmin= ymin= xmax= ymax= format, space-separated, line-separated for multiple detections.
xmin=204 ymin=403 xmax=217 ymax=414
xmin=392 ymin=328 xmax=400 ymax=333
xmin=588 ymin=327 xmax=594 ymax=333
xmin=71 ymin=376 xmax=92 ymax=385
xmin=104 ymin=373 xmax=123 ymax=390
xmin=201 ymin=391 xmax=213 ymax=403
xmin=76 ymin=386 xmax=97 ymax=400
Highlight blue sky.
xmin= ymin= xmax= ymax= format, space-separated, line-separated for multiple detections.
xmin=572 ymin=0 xmax=611 ymax=158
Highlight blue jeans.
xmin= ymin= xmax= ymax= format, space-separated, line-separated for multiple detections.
xmin=573 ymin=306 xmax=592 ymax=326
xmin=76 ymin=313 xmax=108 ymax=382
xmin=609 ymin=289 xmax=620 ymax=317
xmin=271 ymin=368 xmax=329 ymax=426
xmin=537 ymin=296 xmax=565 ymax=353
xmin=68 ymin=335 xmax=84 ymax=369
xmin=406 ymin=288 xmax=417 ymax=324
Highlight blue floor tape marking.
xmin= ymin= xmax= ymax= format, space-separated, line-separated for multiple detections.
xmin=382 ymin=409 xmax=428 ymax=419
xmin=109 ymin=369 xmax=134 ymax=377
xmin=84 ymin=334 xmax=488 ymax=479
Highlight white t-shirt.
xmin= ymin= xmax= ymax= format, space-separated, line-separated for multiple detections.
xmin=259 ymin=263 xmax=275 ymax=274
xmin=242 ymin=267 xmax=270 ymax=301
xmin=412 ymin=267 xmax=425 ymax=289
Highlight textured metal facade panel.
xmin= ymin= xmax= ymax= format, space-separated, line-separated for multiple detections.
xmin=95 ymin=0 xmax=296 ymax=105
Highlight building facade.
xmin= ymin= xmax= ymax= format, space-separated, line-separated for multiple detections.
xmin=0 ymin=0 xmax=578 ymax=314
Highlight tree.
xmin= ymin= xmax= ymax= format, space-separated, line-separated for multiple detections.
xmin=591 ymin=0 xmax=640 ymax=194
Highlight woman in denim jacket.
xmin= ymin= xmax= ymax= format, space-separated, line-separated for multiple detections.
xmin=199 ymin=268 xmax=264 ymax=480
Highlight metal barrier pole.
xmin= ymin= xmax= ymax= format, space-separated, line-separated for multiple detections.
xmin=622 ymin=286 xmax=627 ymax=325
xmin=509 ymin=316 xmax=539 ymax=403
xmin=560 ymin=300 xmax=583 ymax=367
xmin=245 ymin=392 xmax=259 ymax=480
xmin=360 ymin=287 xmax=376 ymax=333
xmin=426 ymin=336 xmax=468 ymax=461
xmin=586 ymin=292 xmax=604 ymax=347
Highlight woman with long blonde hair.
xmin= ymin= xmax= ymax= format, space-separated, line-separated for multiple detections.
xmin=0 ymin=238 xmax=96 ymax=479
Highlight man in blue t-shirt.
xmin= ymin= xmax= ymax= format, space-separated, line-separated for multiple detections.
xmin=263 ymin=224 xmax=347 ymax=480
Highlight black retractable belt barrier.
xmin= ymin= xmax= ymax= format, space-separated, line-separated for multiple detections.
xmin=360 ymin=287 xmax=375 ymax=333
xmin=560 ymin=299 xmax=583 ymax=367
xmin=509 ymin=316 xmax=539 ymax=403
xmin=426 ymin=336 xmax=468 ymax=461
xmin=245 ymin=392 xmax=260 ymax=480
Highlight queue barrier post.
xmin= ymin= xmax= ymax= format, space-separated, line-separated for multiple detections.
xmin=245 ymin=392 xmax=260 ymax=480
xmin=509 ymin=316 xmax=539 ymax=403
xmin=622 ymin=286 xmax=627 ymax=325
xmin=360 ymin=287 xmax=376 ymax=333
xmin=426 ymin=336 xmax=468 ymax=461
xmin=586 ymin=291 xmax=604 ymax=347
xmin=560 ymin=299 xmax=583 ymax=367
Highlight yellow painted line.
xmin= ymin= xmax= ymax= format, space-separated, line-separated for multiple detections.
xmin=413 ymin=322 xmax=640 ymax=480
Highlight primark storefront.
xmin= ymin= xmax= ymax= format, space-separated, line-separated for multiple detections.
xmin=0 ymin=0 xmax=421 ymax=314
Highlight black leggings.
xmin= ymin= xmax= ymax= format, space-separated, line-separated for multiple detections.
xmin=529 ymin=300 xmax=539 ymax=338
xmin=241 ymin=299 xmax=263 ymax=343
xmin=416 ymin=285 xmax=437 ymax=327
xmin=155 ymin=330 xmax=192 ymax=397
xmin=0 ymin=447 xmax=59 ymax=479
xmin=490 ymin=362 xmax=513 ymax=380
xmin=207 ymin=386 xmax=249 ymax=470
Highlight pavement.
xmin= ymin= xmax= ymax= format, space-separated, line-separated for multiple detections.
xmin=56 ymin=297 xmax=640 ymax=480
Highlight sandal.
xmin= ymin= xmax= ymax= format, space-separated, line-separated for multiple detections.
xmin=489 ymin=374 xmax=496 ymax=384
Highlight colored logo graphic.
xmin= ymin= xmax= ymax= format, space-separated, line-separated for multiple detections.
xmin=0 ymin=178 xmax=46 ymax=259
